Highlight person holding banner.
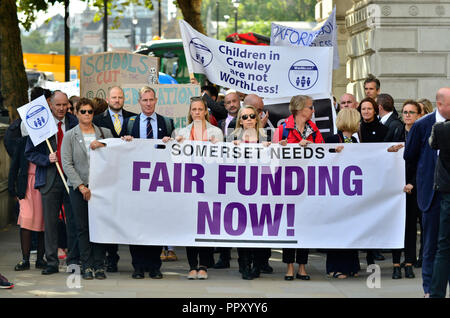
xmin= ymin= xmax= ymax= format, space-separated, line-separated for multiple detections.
xmin=25 ymin=90 xmax=80 ymax=275
xmin=61 ymin=98 xmax=114 ymax=280
xmin=171 ymin=96 xmax=223 ymax=280
xmin=227 ymin=104 xmax=270 ymax=280
xmin=324 ymin=108 xmax=361 ymax=279
xmin=357 ymin=97 xmax=388 ymax=144
xmin=273 ymin=95 xmax=324 ymax=281
xmin=126 ymin=86 xmax=174 ymax=280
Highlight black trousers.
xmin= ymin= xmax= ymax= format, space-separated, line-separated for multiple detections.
xmin=186 ymin=247 xmax=214 ymax=271
xmin=129 ymin=245 xmax=162 ymax=272
xmin=69 ymin=187 xmax=105 ymax=270
xmin=393 ymin=191 xmax=420 ymax=264
xmin=282 ymin=248 xmax=309 ymax=264
xmin=104 ymin=244 xmax=119 ymax=264
xmin=237 ymin=248 xmax=265 ymax=269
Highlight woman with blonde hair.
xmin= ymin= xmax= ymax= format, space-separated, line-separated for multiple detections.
xmin=324 ymin=108 xmax=362 ymax=278
xmin=227 ymin=105 xmax=268 ymax=144
xmin=416 ymin=98 xmax=433 ymax=117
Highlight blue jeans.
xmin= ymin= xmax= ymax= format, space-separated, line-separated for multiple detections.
xmin=430 ymin=193 xmax=450 ymax=298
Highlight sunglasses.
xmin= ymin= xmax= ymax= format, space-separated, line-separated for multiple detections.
xmin=241 ymin=114 xmax=256 ymax=120
xmin=79 ymin=109 xmax=93 ymax=114
xmin=402 ymin=111 xmax=417 ymax=115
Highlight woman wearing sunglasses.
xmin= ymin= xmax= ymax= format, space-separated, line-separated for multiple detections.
xmin=61 ymin=98 xmax=115 ymax=280
xmin=171 ymin=97 xmax=223 ymax=280
xmin=273 ymin=95 xmax=324 ymax=281
xmin=226 ymin=105 xmax=270 ymax=280
xmin=390 ymin=100 xmax=423 ymax=280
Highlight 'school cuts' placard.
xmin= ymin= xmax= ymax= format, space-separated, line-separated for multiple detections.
xmin=89 ymin=139 xmax=405 ymax=249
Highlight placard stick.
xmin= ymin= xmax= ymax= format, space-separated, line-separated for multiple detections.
xmin=45 ymin=139 xmax=69 ymax=194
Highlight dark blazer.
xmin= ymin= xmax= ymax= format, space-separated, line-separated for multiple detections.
xmin=25 ymin=113 xmax=79 ymax=193
xmin=325 ymin=131 xmax=358 ymax=144
xmin=128 ymin=113 xmax=175 ymax=139
xmin=93 ymin=108 xmax=137 ymax=138
xmin=218 ymin=117 xmax=237 ymax=138
xmin=429 ymin=120 xmax=450 ymax=193
xmin=202 ymin=93 xmax=228 ymax=121
xmin=8 ymin=137 xmax=29 ymax=199
xmin=404 ymin=112 xmax=438 ymax=212
xmin=383 ymin=112 xmax=404 ymax=142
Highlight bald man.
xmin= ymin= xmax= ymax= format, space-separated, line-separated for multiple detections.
xmin=218 ymin=91 xmax=241 ymax=136
xmin=339 ymin=93 xmax=358 ymax=110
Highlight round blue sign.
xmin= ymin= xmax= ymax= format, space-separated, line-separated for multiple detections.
xmin=189 ymin=38 xmax=213 ymax=67
xmin=25 ymin=105 xmax=50 ymax=130
xmin=288 ymin=59 xmax=319 ymax=91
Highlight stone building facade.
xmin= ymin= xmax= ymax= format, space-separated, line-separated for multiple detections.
xmin=316 ymin=0 xmax=450 ymax=106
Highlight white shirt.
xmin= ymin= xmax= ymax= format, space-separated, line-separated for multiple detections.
xmin=140 ymin=112 xmax=158 ymax=139
xmin=436 ymin=108 xmax=446 ymax=124
xmin=225 ymin=114 xmax=235 ymax=136
xmin=380 ymin=112 xmax=393 ymax=125
xmin=54 ymin=116 xmax=66 ymax=146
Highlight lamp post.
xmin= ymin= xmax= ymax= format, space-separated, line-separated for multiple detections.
xmin=232 ymin=0 xmax=240 ymax=34
xmin=216 ymin=0 xmax=219 ymax=39
xmin=103 ymin=0 xmax=108 ymax=51
xmin=131 ymin=17 xmax=138 ymax=51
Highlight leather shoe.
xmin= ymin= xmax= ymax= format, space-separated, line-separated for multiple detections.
xmin=414 ymin=258 xmax=422 ymax=268
xmin=132 ymin=270 xmax=145 ymax=279
xmin=106 ymin=262 xmax=118 ymax=273
xmin=82 ymin=268 xmax=94 ymax=280
xmin=404 ymin=265 xmax=415 ymax=278
xmin=260 ymin=264 xmax=273 ymax=274
xmin=35 ymin=259 xmax=47 ymax=269
xmin=284 ymin=275 xmax=294 ymax=281
xmin=94 ymin=269 xmax=107 ymax=280
xmin=213 ymin=259 xmax=230 ymax=269
xmin=42 ymin=266 xmax=59 ymax=275
xmin=250 ymin=267 xmax=260 ymax=278
xmin=149 ymin=269 xmax=163 ymax=279
xmin=392 ymin=266 xmax=402 ymax=279
xmin=14 ymin=260 xmax=30 ymax=271
xmin=296 ymin=274 xmax=311 ymax=280
xmin=373 ymin=251 xmax=385 ymax=261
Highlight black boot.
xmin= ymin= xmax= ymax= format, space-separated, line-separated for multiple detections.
xmin=392 ymin=266 xmax=402 ymax=279
xmin=242 ymin=265 xmax=253 ymax=280
xmin=404 ymin=265 xmax=415 ymax=278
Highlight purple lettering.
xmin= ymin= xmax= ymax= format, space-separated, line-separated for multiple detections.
xmin=343 ymin=165 xmax=363 ymax=195
xmin=132 ymin=161 xmax=150 ymax=191
xmin=197 ymin=201 xmax=221 ymax=235
xmin=149 ymin=162 xmax=171 ymax=192
xmin=285 ymin=166 xmax=305 ymax=195
xmin=237 ymin=166 xmax=258 ymax=195
xmin=184 ymin=163 xmax=205 ymax=193
xmin=249 ymin=203 xmax=282 ymax=236
xmin=261 ymin=166 xmax=281 ymax=196
xmin=308 ymin=166 xmax=315 ymax=195
xmin=173 ymin=163 xmax=182 ymax=193
xmin=218 ymin=165 xmax=236 ymax=194
xmin=224 ymin=202 xmax=247 ymax=236
xmin=286 ymin=204 xmax=295 ymax=236
xmin=318 ymin=166 xmax=340 ymax=195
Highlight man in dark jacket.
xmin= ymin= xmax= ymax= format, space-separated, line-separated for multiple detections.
xmin=25 ymin=90 xmax=79 ymax=274
xmin=429 ymin=87 xmax=450 ymax=297
xmin=377 ymin=93 xmax=404 ymax=142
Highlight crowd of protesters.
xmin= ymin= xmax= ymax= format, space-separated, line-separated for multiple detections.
xmin=2 ymin=76 xmax=449 ymax=298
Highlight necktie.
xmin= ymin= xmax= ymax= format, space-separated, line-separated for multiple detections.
xmin=146 ymin=117 xmax=153 ymax=139
xmin=57 ymin=121 xmax=64 ymax=174
xmin=113 ymin=113 xmax=121 ymax=136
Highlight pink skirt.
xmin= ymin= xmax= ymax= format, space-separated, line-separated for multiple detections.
xmin=17 ymin=163 xmax=44 ymax=232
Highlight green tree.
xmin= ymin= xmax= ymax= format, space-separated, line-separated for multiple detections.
xmin=21 ymin=30 xmax=46 ymax=53
xmin=1 ymin=0 xmax=204 ymax=120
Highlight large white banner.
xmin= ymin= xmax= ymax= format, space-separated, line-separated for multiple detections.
xmin=271 ymin=7 xmax=339 ymax=69
xmin=179 ymin=20 xmax=333 ymax=99
xmin=17 ymin=95 xmax=57 ymax=146
xmin=89 ymin=140 xmax=406 ymax=249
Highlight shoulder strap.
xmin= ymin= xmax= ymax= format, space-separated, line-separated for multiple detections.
xmin=282 ymin=122 xmax=289 ymax=140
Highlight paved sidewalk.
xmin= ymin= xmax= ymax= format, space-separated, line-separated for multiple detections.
xmin=0 ymin=224 xmax=435 ymax=298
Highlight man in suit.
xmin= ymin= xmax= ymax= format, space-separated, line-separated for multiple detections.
xmin=377 ymin=93 xmax=404 ymax=142
xmin=339 ymin=93 xmax=358 ymax=110
xmin=126 ymin=86 xmax=174 ymax=279
xmin=429 ymin=87 xmax=450 ymax=298
xmin=404 ymin=87 xmax=449 ymax=296
xmin=364 ymin=76 xmax=381 ymax=100
xmin=218 ymin=91 xmax=240 ymax=137
xmin=93 ymin=86 xmax=136 ymax=273
xmin=25 ymin=90 xmax=79 ymax=274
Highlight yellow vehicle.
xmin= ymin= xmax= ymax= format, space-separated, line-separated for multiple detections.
xmin=23 ymin=53 xmax=81 ymax=82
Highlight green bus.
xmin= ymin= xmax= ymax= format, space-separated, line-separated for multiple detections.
xmin=134 ymin=39 xmax=204 ymax=84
